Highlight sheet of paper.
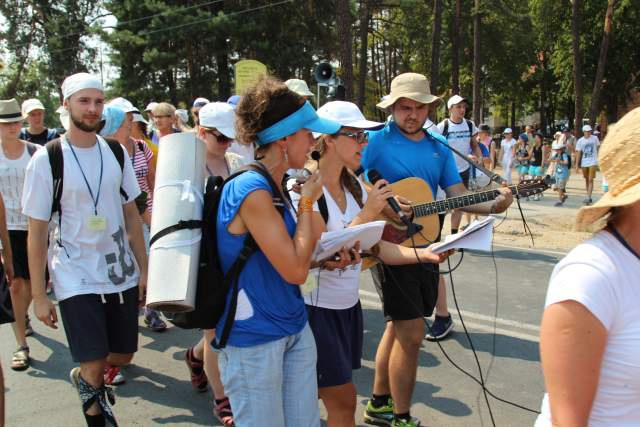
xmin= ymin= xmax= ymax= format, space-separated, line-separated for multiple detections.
xmin=313 ymin=220 xmax=386 ymax=262
xmin=427 ymin=216 xmax=495 ymax=254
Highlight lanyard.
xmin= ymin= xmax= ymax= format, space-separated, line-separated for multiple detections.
xmin=608 ymin=225 xmax=640 ymax=261
xmin=68 ymin=137 xmax=103 ymax=215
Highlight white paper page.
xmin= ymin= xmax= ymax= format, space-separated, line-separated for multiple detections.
xmin=428 ymin=216 xmax=495 ymax=254
xmin=313 ymin=220 xmax=386 ymax=261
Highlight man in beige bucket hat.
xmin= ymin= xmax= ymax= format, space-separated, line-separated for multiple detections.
xmin=361 ymin=73 xmax=513 ymax=426
xmin=537 ymin=106 xmax=640 ymax=426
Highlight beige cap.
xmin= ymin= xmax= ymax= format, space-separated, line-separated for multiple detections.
xmin=285 ymin=79 xmax=314 ymax=97
xmin=377 ymin=73 xmax=441 ymax=110
xmin=0 ymin=99 xmax=25 ymax=123
xmin=22 ymin=99 xmax=45 ymax=115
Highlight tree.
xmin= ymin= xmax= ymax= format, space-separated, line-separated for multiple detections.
xmin=571 ymin=0 xmax=583 ymax=133
xmin=337 ymin=0 xmax=354 ymax=101
xmin=356 ymin=0 xmax=371 ymax=109
xmin=450 ymin=0 xmax=461 ymax=94
xmin=588 ymin=0 xmax=618 ymax=126
xmin=472 ymin=0 xmax=481 ymax=124
xmin=429 ymin=0 xmax=443 ymax=95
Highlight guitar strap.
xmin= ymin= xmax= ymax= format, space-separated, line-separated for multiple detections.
xmin=424 ymin=129 xmax=506 ymax=185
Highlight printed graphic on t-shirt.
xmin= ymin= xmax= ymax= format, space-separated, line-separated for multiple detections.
xmin=105 ymin=226 xmax=137 ymax=285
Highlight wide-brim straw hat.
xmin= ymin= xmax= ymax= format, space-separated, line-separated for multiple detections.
xmin=377 ymin=73 xmax=441 ymax=110
xmin=576 ymin=106 xmax=640 ymax=231
xmin=0 ymin=99 xmax=26 ymax=123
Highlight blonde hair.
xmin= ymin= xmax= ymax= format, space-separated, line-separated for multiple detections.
xmin=315 ymin=135 xmax=364 ymax=208
xmin=152 ymin=102 xmax=176 ymax=117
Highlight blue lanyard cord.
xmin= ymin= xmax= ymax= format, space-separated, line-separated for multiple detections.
xmin=67 ymin=137 xmax=103 ymax=215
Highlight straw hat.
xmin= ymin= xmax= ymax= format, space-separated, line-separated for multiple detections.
xmin=576 ymin=107 xmax=640 ymax=230
xmin=0 ymin=99 xmax=26 ymax=123
xmin=377 ymin=73 xmax=441 ymax=110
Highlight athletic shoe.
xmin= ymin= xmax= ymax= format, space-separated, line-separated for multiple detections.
xmin=69 ymin=366 xmax=80 ymax=388
xmin=364 ymin=398 xmax=394 ymax=426
xmin=143 ymin=308 xmax=167 ymax=332
xmin=425 ymin=315 xmax=454 ymax=341
xmin=185 ymin=347 xmax=209 ymax=392
xmin=104 ymin=364 xmax=125 ymax=386
xmin=391 ymin=417 xmax=421 ymax=427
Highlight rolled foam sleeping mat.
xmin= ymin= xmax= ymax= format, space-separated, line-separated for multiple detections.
xmin=146 ymin=132 xmax=205 ymax=312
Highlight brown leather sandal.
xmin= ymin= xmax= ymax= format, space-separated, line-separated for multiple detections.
xmin=11 ymin=346 xmax=30 ymax=371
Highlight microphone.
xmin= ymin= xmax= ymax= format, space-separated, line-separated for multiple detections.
xmin=367 ymin=169 xmax=422 ymax=237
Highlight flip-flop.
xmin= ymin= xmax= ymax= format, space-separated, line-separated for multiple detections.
xmin=11 ymin=346 xmax=30 ymax=371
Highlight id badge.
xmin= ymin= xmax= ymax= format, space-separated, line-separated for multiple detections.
xmin=301 ymin=269 xmax=319 ymax=295
xmin=86 ymin=215 xmax=107 ymax=231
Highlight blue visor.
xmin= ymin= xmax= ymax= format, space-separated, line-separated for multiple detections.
xmin=256 ymin=101 xmax=341 ymax=146
xmin=99 ymin=105 xmax=125 ymax=137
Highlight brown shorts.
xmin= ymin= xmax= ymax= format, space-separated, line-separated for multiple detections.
xmin=581 ymin=165 xmax=597 ymax=179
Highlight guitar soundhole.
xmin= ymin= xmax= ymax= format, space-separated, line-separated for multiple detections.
xmin=381 ymin=224 xmax=408 ymax=245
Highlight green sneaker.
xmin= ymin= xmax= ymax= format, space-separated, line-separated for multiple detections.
xmin=391 ymin=417 xmax=421 ymax=427
xmin=364 ymin=398 xmax=394 ymax=426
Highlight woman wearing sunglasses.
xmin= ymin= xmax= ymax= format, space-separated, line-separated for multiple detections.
xmin=290 ymin=101 xmax=451 ymax=427
xmin=183 ymin=101 xmax=244 ymax=426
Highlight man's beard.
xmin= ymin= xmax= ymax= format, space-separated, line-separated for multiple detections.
xmin=69 ymin=110 xmax=102 ymax=133
xmin=396 ymin=121 xmax=426 ymax=136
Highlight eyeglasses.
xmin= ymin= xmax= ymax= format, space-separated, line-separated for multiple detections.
xmin=204 ymin=128 xmax=231 ymax=143
xmin=336 ymin=131 xmax=368 ymax=144
xmin=154 ymin=114 xmax=172 ymax=119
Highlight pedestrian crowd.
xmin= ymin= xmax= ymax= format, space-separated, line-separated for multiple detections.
xmin=0 ymin=69 xmax=636 ymax=427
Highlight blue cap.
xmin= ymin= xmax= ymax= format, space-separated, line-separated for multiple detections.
xmin=99 ymin=105 xmax=125 ymax=137
xmin=227 ymin=95 xmax=241 ymax=107
xmin=518 ymin=133 xmax=529 ymax=142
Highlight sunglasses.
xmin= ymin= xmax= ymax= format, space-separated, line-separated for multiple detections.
xmin=336 ymin=131 xmax=368 ymax=145
xmin=204 ymin=128 xmax=231 ymax=143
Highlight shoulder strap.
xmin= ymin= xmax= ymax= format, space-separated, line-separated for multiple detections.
xmin=466 ymin=119 xmax=473 ymax=135
xmin=442 ymin=119 xmax=449 ymax=137
xmin=47 ymin=128 xmax=58 ymax=141
xmin=45 ymin=138 xmax=63 ymax=218
xmin=25 ymin=142 xmax=39 ymax=156
xmin=103 ymin=138 xmax=129 ymax=201
xmin=137 ymin=141 xmax=145 ymax=152
xmin=317 ymin=194 xmax=329 ymax=224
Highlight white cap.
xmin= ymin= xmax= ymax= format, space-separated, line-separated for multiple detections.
xmin=22 ymin=99 xmax=45 ymax=115
xmin=582 ymin=124 xmax=593 ymax=132
xmin=56 ymin=106 xmax=70 ymax=131
xmin=314 ymin=101 xmax=382 ymax=138
xmin=285 ymin=79 xmax=314 ymax=97
xmin=447 ymin=94 xmax=467 ymax=110
xmin=61 ymin=73 xmax=103 ymax=100
xmin=198 ymin=102 xmax=236 ymax=139
xmin=108 ymin=97 xmax=138 ymax=113
xmin=132 ymin=113 xmax=148 ymax=124
xmin=145 ymin=102 xmax=158 ymax=112
xmin=175 ymin=109 xmax=189 ymax=124
xmin=192 ymin=97 xmax=210 ymax=108
xmin=551 ymin=140 xmax=565 ymax=150
xmin=503 ymin=127 xmax=513 ymax=134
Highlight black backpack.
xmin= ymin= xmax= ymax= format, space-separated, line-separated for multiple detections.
xmin=152 ymin=163 xmax=286 ymax=349
xmin=45 ymin=137 xmax=129 ymax=249
xmin=441 ymin=118 xmax=474 ymax=139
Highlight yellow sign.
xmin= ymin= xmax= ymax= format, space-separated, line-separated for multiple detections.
xmin=235 ymin=60 xmax=267 ymax=95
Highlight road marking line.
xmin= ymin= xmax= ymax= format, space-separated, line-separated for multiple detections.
xmin=360 ymin=298 xmax=540 ymax=342
xmin=359 ymin=290 xmax=540 ymax=332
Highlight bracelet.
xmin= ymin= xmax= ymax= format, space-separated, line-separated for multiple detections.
xmin=297 ymin=197 xmax=314 ymax=216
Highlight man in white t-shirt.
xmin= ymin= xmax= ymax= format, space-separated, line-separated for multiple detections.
xmin=22 ymin=73 xmax=147 ymax=426
xmin=575 ymin=124 xmax=600 ymax=205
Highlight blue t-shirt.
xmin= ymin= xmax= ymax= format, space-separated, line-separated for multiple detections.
xmin=551 ymin=152 xmax=570 ymax=181
xmin=215 ymin=171 xmax=307 ymax=347
xmin=362 ymin=122 xmax=462 ymax=195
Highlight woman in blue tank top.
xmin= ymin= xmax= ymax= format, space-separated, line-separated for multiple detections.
xmin=214 ymin=78 xmax=341 ymax=427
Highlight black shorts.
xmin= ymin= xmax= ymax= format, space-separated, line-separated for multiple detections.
xmin=58 ymin=286 xmax=139 ymax=362
xmin=9 ymin=230 xmax=29 ymax=280
xmin=307 ymin=301 xmax=363 ymax=388
xmin=371 ymin=214 xmax=445 ymax=321
xmin=459 ymin=168 xmax=471 ymax=189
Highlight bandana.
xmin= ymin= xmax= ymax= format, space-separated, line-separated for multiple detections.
xmin=61 ymin=73 xmax=103 ymax=100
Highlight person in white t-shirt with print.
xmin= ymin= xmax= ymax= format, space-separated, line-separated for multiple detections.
xmin=575 ymin=124 xmax=600 ymax=205
xmin=498 ymin=128 xmax=517 ymax=185
xmin=22 ymin=73 xmax=147 ymax=426
xmin=436 ymin=95 xmax=482 ymax=235
xmin=290 ymin=101 xmax=451 ymax=427
xmin=536 ymin=107 xmax=640 ymax=427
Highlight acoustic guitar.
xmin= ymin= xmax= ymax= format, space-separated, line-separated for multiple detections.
xmin=361 ymin=176 xmax=554 ymax=269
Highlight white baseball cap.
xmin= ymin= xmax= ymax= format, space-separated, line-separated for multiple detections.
xmin=132 ymin=113 xmax=148 ymax=124
xmin=503 ymin=127 xmax=513 ymax=134
xmin=582 ymin=124 xmax=593 ymax=132
xmin=447 ymin=95 xmax=467 ymax=110
xmin=22 ymin=99 xmax=45 ymax=115
xmin=316 ymin=101 xmax=382 ymax=132
xmin=198 ymin=102 xmax=236 ymax=139
xmin=108 ymin=97 xmax=138 ymax=113
xmin=145 ymin=102 xmax=158 ymax=112
xmin=285 ymin=79 xmax=314 ymax=97
xmin=192 ymin=97 xmax=210 ymax=108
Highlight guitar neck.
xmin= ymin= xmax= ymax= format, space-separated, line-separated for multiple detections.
xmin=412 ymin=185 xmax=520 ymax=217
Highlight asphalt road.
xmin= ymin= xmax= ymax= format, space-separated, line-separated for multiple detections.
xmin=1 ymin=244 xmax=561 ymax=426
